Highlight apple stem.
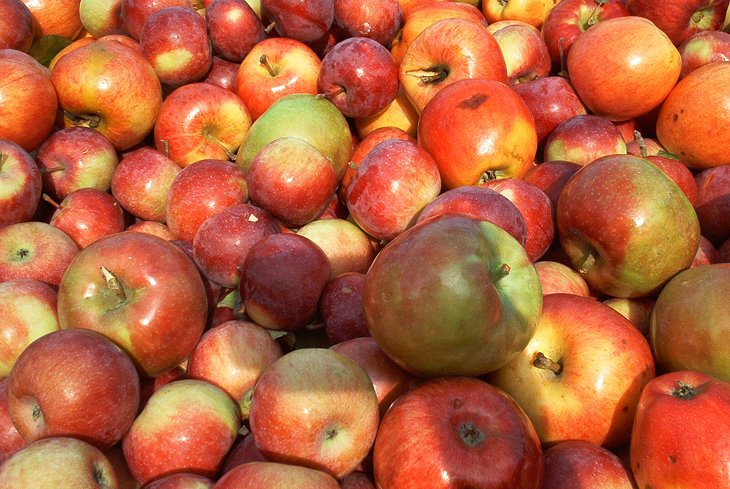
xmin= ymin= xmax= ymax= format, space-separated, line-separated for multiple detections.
xmin=585 ymin=0 xmax=608 ymax=29
xmin=405 ymin=66 xmax=449 ymax=84
xmin=532 ymin=352 xmax=562 ymax=375
xmin=494 ymin=263 xmax=511 ymax=281
xmin=40 ymin=165 xmax=65 ymax=174
xmin=64 ymin=110 xmax=102 ymax=129
xmin=160 ymin=139 xmax=170 ymax=159
xmin=208 ymin=135 xmax=237 ymax=161
xmin=32 ymin=404 xmax=42 ymax=422
xmin=557 ymin=37 xmax=569 ymax=78
xmin=633 ymin=130 xmax=648 ymax=157
xmin=316 ymin=85 xmax=346 ymax=101
xmin=264 ymin=21 xmax=276 ymax=34
xmin=0 ymin=153 xmax=6 ymax=170
xmin=348 ymin=161 xmax=359 ymax=170
xmin=672 ymin=380 xmax=702 ymax=400
xmin=93 ymin=464 xmax=109 ymax=488
xmin=42 ymin=193 xmax=61 ymax=209
xmin=259 ymin=54 xmax=278 ymax=77
xmin=100 ymin=266 xmax=126 ymax=302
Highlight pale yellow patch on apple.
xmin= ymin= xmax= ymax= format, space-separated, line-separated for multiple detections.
xmin=153 ymin=49 xmax=195 ymax=77
xmin=0 ymin=299 xmax=59 ymax=376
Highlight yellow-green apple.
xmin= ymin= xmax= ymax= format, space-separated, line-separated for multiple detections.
xmin=111 ymin=146 xmax=181 ymax=222
xmin=215 ymin=461 xmax=341 ymax=489
xmin=541 ymin=440 xmax=637 ymax=489
xmin=145 ymin=473 xmax=214 ymax=488
xmin=347 ymin=139 xmax=441 ymax=242
xmin=541 ymin=0 xmax=628 ymax=69
xmin=630 ymin=371 xmax=730 ymax=488
xmin=523 ymin=160 xmax=581 ymax=213
xmin=236 ymin=93 xmax=353 ymax=181
xmin=47 ymin=189 xmax=125 ymax=249
xmin=298 ymin=219 xmax=378 ymax=279
xmin=261 ymin=0 xmax=333 ymax=43
xmin=140 ymin=6 xmax=213 ymax=86
xmin=121 ymin=0 xmax=194 ymax=40
xmin=373 ymin=376 xmax=543 ymax=489
xmin=364 ymin=213 xmax=543 ymax=377
xmin=248 ymin=348 xmax=380 ymax=479
xmin=486 ymin=20 xmax=551 ymax=84
xmin=318 ymin=272 xmax=369 ymax=344
xmin=0 ymin=53 xmax=57 ymax=152
xmin=354 ymin=86 xmax=419 ymax=139
xmin=51 ymin=38 xmax=163 ymax=151
xmin=626 ymin=0 xmax=730 ymax=46
xmin=235 ymin=37 xmax=321 ymax=121
xmin=56 ymin=231 xmax=208 ymax=376
xmin=79 ymin=0 xmax=126 ymax=38
xmin=0 ymin=378 xmax=26 ymax=463
xmin=0 ymin=139 xmax=42 ymax=228
xmin=333 ymin=0 xmax=402 ymax=46
xmin=7 ymin=329 xmax=140 ymax=448
xmin=418 ymin=78 xmax=538 ymax=188
xmin=154 ymin=82 xmax=252 ymax=167
xmin=543 ymin=114 xmax=627 ymax=165
xmin=245 ymin=137 xmax=338 ymax=228
xmin=20 ymin=0 xmax=83 ymax=40
xmin=556 ymin=154 xmax=700 ymax=298
xmin=239 ymin=233 xmax=331 ymax=331
xmin=566 ymin=16 xmax=681 ymax=121
xmin=416 ymin=185 xmax=528 ymax=247
xmin=202 ymin=56 xmax=239 ymax=92
xmin=533 ymin=260 xmax=590 ymax=296
xmin=678 ymin=30 xmax=730 ymax=78
xmin=331 ymin=336 xmax=418 ymax=414
xmin=489 ymin=293 xmax=655 ymax=448
xmin=656 ymin=62 xmax=730 ymax=170
xmin=695 ymin=164 xmax=730 ymax=244
xmin=603 ymin=296 xmax=654 ymax=337
xmin=0 ymin=279 xmax=59 ymax=377
xmin=192 ymin=203 xmax=280 ymax=288
xmin=165 ymin=159 xmax=249 ymax=242
xmin=318 ymin=37 xmax=399 ymax=119
xmin=398 ymin=18 xmax=507 ymax=113
xmin=206 ymin=0 xmax=265 ymax=63
xmin=650 ymin=264 xmax=730 ymax=381
xmin=123 ymin=379 xmax=240 ymax=485
xmin=187 ymin=319 xmax=282 ymax=419
xmin=0 ymin=0 xmax=33 ymax=52
xmin=0 ymin=221 xmax=79 ymax=287
xmin=481 ymin=178 xmax=555 ymax=261
xmin=0 ymin=437 xmax=119 ymax=488
xmin=482 ymin=0 xmax=559 ymax=28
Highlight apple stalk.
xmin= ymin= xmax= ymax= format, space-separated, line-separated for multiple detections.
xmin=100 ymin=266 xmax=126 ymax=302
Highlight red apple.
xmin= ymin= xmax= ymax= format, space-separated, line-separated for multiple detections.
xmin=206 ymin=0 xmax=265 ymax=63
xmin=692 ymin=235 xmax=721 ymax=267
xmin=486 ymin=20 xmax=551 ymax=84
xmin=126 ymin=219 xmax=175 ymax=240
xmin=0 ymin=0 xmax=33 ymax=52
xmin=543 ymin=114 xmax=627 ymax=165
xmin=0 ymin=378 xmax=26 ymax=464
xmin=145 ymin=473 xmax=214 ymax=488
xmin=541 ymin=440 xmax=637 ymax=489
xmin=334 ymin=0 xmax=402 ymax=46
xmin=694 ymin=164 xmax=730 ymax=245
xmin=20 ymin=0 xmax=83 ymax=39
xmin=679 ymin=30 xmax=730 ymax=78
xmin=297 ymin=219 xmax=378 ymax=279
xmin=219 ymin=432 xmax=268 ymax=475
xmin=603 ymin=296 xmax=654 ymax=337
xmin=533 ymin=260 xmax=590 ymax=296
xmin=261 ymin=0 xmax=334 ymax=43
xmin=48 ymin=188 xmax=126 ymax=248
xmin=202 ymin=56 xmax=239 ymax=92
xmin=626 ymin=0 xmax=730 ymax=45
xmin=523 ymin=160 xmax=582 ymax=213
xmin=121 ymin=0 xmax=194 ymax=40
xmin=215 ymin=461 xmax=341 ymax=489
xmin=645 ymin=154 xmax=699 ymax=206
xmin=0 ymin=139 xmax=42 ymax=228
xmin=318 ymin=272 xmax=369 ymax=345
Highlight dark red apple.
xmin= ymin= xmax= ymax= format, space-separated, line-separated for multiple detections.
xmin=0 ymin=0 xmax=33 ymax=52
xmin=318 ymin=272 xmax=369 ymax=345
xmin=206 ymin=0 xmax=265 ymax=63
xmin=334 ymin=0 xmax=402 ymax=46
xmin=261 ymin=0 xmax=334 ymax=43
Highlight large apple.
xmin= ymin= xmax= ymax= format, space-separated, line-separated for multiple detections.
xmin=626 ymin=0 xmax=729 ymax=45
xmin=364 ymin=213 xmax=542 ymax=377
xmin=0 ymin=0 xmax=33 ymax=52
xmin=0 ymin=139 xmax=42 ymax=228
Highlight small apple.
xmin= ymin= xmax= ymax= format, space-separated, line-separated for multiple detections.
xmin=0 ymin=139 xmax=42 ymax=228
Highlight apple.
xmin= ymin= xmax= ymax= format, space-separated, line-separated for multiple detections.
xmin=318 ymin=272 xmax=369 ymax=344
xmin=0 ymin=437 xmax=119 ymax=488
xmin=235 ymin=37 xmax=322 ymax=121
xmin=0 ymin=378 xmax=26 ymax=464
xmin=364 ymin=214 xmax=543 ymax=377
xmin=57 ymin=231 xmax=208 ymax=377
xmin=144 ymin=473 xmax=214 ymax=488
xmin=398 ymin=18 xmax=508 ymax=114
xmin=692 ymin=235 xmax=721 ymax=267
xmin=138 ymin=365 xmax=187 ymax=409
xmin=0 ymin=53 xmax=58 ymax=152
xmin=630 ymin=370 xmax=730 ymax=488
xmin=694 ymin=161 xmax=730 ymax=245
xmin=0 ymin=221 xmax=79 ymax=287
xmin=154 ymin=82 xmax=252 ymax=167
xmin=126 ymin=220 xmax=175 ymax=240
xmin=523 ymin=160 xmax=581 ymax=213
xmin=7 ymin=329 xmax=140 ymax=448
xmin=543 ymin=114 xmax=627 ymax=165
xmin=51 ymin=38 xmax=163 ymax=151
xmin=678 ymin=30 xmax=730 ymax=79
xmin=239 ymin=233 xmax=331 ymax=331
xmin=483 ymin=0 xmax=559 ymax=28
xmin=206 ymin=0 xmax=266 ymax=63
xmin=123 ymin=379 xmax=241 ymax=485
xmin=342 ymin=471 xmax=376 ymax=489
xmin=603 ymin=296 xmax=654 ymax=337
xmin=219 ymin=432 xmax=268 ymax=475
xmin=418 ymin=78 xmax=538 ymax=188
xmin=79 ymin=0 xmax=126 ymax=38
xmin=541 ymin=440 xmax=637 ymax=489
xmin=354 ymin=86 xmax=419 ymax=139
xmin=533 ymin=260 xmax=590 ymax=296
xmin=645 ymin=154 xmax=699 ymax=206
xmin=0 ymin=0 xmax=33 ymax=52
xmin=0 ymin=139 xmax=42 ymax=228
xmin=202 ymin=56 xmax=239 ymax=92
xmin=47 ymin=188 xmax=126 ymax=249
xmin=20 ymin=0 xmax=83 ymax=40
xmin=215 ymin=461 xmax=341 ymax=489
xmin=334 ymin=0 xmax=402 ymax=46
xmin=111 ymin=146 xmax=181 ymax=222
xmin=486 ymin=20 xmax=552 ymax=84
xmin=626 ymin=0 xmax=730 ymax=46
xmin=373 ymin=376 xmax=543 ymax=488
xmin=489 ymin=293 xmax=655 ymax=448
xmin=655 ymin=62 xmax=730 ymax=170
xmin=121 ymin=0 xmax=194 ymax=40
xmin=556 ymin=154 xmax=700 ymax=298
xmin=261 ymin=0 xmax=334 ymax=43
xmin=248 ymin=348 xmax=380 ymax=479
xmin=297 ymin=219 xmax=378 ymax=279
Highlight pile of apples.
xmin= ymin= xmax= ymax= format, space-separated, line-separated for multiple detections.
xmin=1 ymin=0 xmax=730 ymax=486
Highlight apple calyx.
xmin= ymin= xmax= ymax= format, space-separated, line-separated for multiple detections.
xmin=64 ymin=110 xmax=102 ymax=129
xmin=93 ymin=463 xmax=112 ymax=489
xmin=690 ymin=6 xmax=715 ymax=30
xmin=532 ymin=351 xmax=563 ymax=375
xmin=259 ymin=54 xmax=279 ymax=77
xmin=459 ymin=422 xmax=486 ymax=447
xmin=404 ymin=66 xmax=449 ymax=84
xmin=672 ymin=381 xmax=702 ymax=400
xmin=100 ymin=266 xmax=126 ymax=303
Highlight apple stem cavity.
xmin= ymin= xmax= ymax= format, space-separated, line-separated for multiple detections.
xmin=93 ymin=464 xmax=109 ymax=489
xmin=207 ymin=134 xmax=237 ymax=161
xmin=405 ymin=66 xmax=449 ymax=84
xmin=0 ymin=152 xmax=7 ymax=170
xmin=100 ymin=266 xmax=126 ymax=303
xmin=532 ymin=352 xmax=563 ymax=375
xmin=40 ymin=165 xmax=65 ymax=174
xmin=316 ymin=86 xmax=346 ymax=101
xmin=64 ymin=110 xmax=102 ymax=129
xmin=478 ymin=170 xmax=499 ymax=184
xmin=690 ymin=7 xmax=714 ymax=30
xmin=459 ymin=422 xmax=485 ymax=447
xmin=584 ymin=0 xmax=609 ymax=30
xmin=672 ymin=381 xmax=702 ymax=400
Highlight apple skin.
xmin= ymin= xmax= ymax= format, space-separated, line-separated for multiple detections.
xmin=214 ymin=461 xmax=341 ymax=489
xmin=373 ymin=376 xmax=543 ymax=489
xmin=202 ymin=56 xmax=239 ymax=92
xmin=566 ymin=16 xmax=681 ymax=122
xmin=248 ymin=348 xmax=380 ymax=479
xmin=486 ymin=20 xmax=551 ymax=85
xmin=0 ymin=54 xmax=58 ymax=152
xmin=262 ymin=0 xmax=334 ymax=43
xmin=56 ymin=231 xmax=208 ymax=377
xmin=355 ymin=85 xmax=419 ymax=139
xmin=523 ymin=160 xmax=582 ymax=213
xmin=541 ymin=440 xmax=637 ymax=489
xmin=678 ymin=30 xmax=730 ymax=78
xmin=649 ymin=264 xmax=730 ymax=382
xmin=0 ymin=436 xmax=119 ymax=489
xmin=0 ymin=378 xmax=27 ymax=464
xmin=603 ymin=296 xmax=655 ymax=338
xmin=79 ymin=0 xmax=126 ymax=38
xmin=144 ymin=473 xmax=214 ymax=488
xmin=626 ymin=0 xmax=730 ymax=46
xmin=319 ymin=272 xmax=370 ymax=344
xmin=645 ymin=154 xmax=699 ymax=207
xmin=0 ymin=139 xmax=42 ymax=228
xmin=121 ymin=0 xmax=194 ymax=40
xmin=418 ymin=78 xmax=538 ymax=188
xmin=482 ymin=0 xmax=558 ymax=28
xmin=123 ymin=379 xmax=241 ymax=485
xmin=127 ymin=220 xmax=175 ymax=240
xmin=48 ymin=188 xmax=127 ymax=249
xmin=656 ymin=62 xmax=730 ymax=170
xmin=0 ymin=0 xmax=33 ymax=52
xmin=533 ymin=260 xmax=590 ymax=297
xmin=219 ymin=432 xmax=269 ymax=475
xmin=694 ymin=164 xmax=730 ymax=244
xmin=7 ymin=329 xmax=140 ymax=449
xmin=364 ymin=214 xmax=543 ymax=378
xmin=297 ymin=219 xmax=378 ymax=279
xmin=154 ymin=82 xmax=252 ymax=167
xmin=206 ymin=0 xmax=265 ymax=63
xmin=543 ymin=114 xmax=627 ymax=165
xmin=334 ymin=0 xmax=403 ymax=46
xmin=20 ymin=0 xmax=83 ymax=40
xmin=51 ymin=38 xmax=163 ymax=151
xmin=489 ymin=293 xmax=655 ymax=448
xmin=630 ymin=370 xmax=730 ymax=488
xmin=556 ymin=154 xmax=700 ymax=298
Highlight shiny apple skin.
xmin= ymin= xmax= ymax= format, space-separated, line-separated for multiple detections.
xmin=0 ymin=139 xmax=42 ymax=228
xmin=626 ymin=0 xmax=730 ymax=45
xmin=0 ymin=0 xmax=33 ymax=52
